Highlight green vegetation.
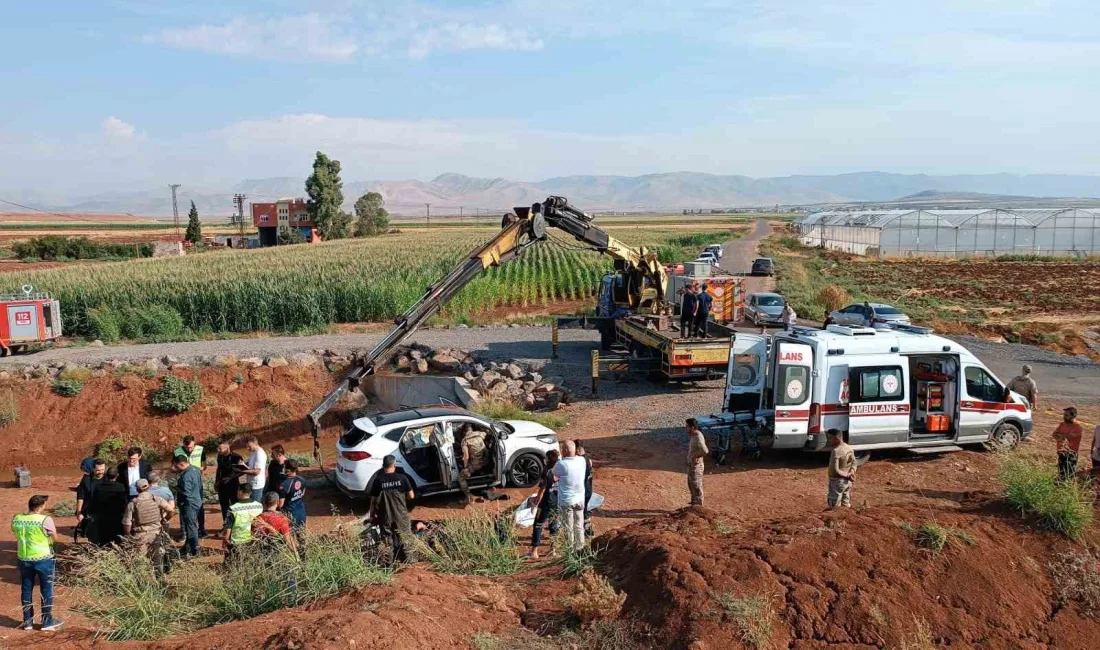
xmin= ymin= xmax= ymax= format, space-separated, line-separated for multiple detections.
xmin=0 ymin=391 xmax=19 ymax=426
xmin=306 ymin=151 xmax=351 ymax=240
xmin=93 ymin=436 xmax=127 ymax=463
xmin=353 ymin=191 xmax=390 ymax=237
xmin=151 ymin=376 xmax=203 ymax=414
xmin=67 ymin=528 xmax=390 ymax=641
xmin=473 ymin=398 xmax=568 ymax=431
xmin=87 ymin=303 xmax=187 ymax=343
xmin=558 ymin=541 xmax=600 ymax=578
xmin=417 ymin=511 xmax=522 ymax=576
xmin=184 ymin=201 xmax=202 ymax=244
xmin=711 ymin=591 xmax=774 ymax=649
xmin=286 ymin=452 xmax=314 ymax=467
xmin=13 ymin=235 xmax=154 ymax=261
xmin=51 ymin=377 xmax=84 ymax=397
xmin=51 ymin=498 xmax=77 ymax=517
xmin=997 ymin=454 xmax=1094 ymax=540
xmin=899 ymin=520 xmax=975 ymax=553
xmin=470 ymin=621 xmax=646 ymax=650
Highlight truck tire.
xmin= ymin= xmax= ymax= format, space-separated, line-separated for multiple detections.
xmin=986 ymin=422 xmax=1022 ymax=452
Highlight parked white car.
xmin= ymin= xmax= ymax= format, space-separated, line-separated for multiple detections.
xmin=705 ymin=244 xmax=723 ymax=259
xmin=827 ymin=302 xmax=911 ymax=328
xmin=334 ymin=406 xmax=559 ymax=499
xmin=694 ymin=252 xmax=719 ymax=266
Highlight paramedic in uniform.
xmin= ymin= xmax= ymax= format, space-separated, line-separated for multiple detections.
xmin=827 ymin=429 xmax=856 ymax=508
xmin=1006 ymin=365 xmax=1038 ymax=409
xmin=457 ymin=423 xmax=488 ymax=505
xmin=685 ymin=418 xmax=709 ymax=506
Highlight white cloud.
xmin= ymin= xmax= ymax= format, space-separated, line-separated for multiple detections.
xmin=145 ymin=13 xmax=358 ymax=61
xmin=102 ymin=116 xmax=138 ymax=140
xmin=408 ymin=24 xmax=544 ymax=59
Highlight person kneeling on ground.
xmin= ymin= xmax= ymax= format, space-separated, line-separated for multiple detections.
xmin=222 ymin=484 xmax=263 ymax=561
xmin=827 ymin=429 xmax=856 ymax=509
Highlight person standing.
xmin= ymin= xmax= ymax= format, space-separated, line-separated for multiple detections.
xmin=368 ymin=455 xmax=415 ymax=562
xmin=575 ymin=440 xmax=594 ymax=530
xmin=1006 ymin=365 xmax=1039 ymax=409
xmin=174 ymin=454 xmax=204 ymax=558
xmin=88 ymin=468 xmax=128 ymax=546
xmin=457 ymin=424 xmax=488 ymax=506
xmin=122 ymin=479 xmax=174 ymax=558
xmin=523 ymin=449 xmax=559 ymax=560
xmin=679 ymin=284 xmax=698 ymax=336
xmin=75 ymin=458 xmax=106 ymax=540
xmin=12 ymin=495 xmax=61 ymax=631
xmin=1053 ymin=407 xmax=1083 ymax=482
xmin=693 ymin=284 xmax=713 ymax=338
xmin=827 ymin=429 xmax=856 ymax=509
xmin=242 ymin=436 xmax=268 ymax=503
xmin=277 ymin=460 xmax=307 ymax=530
xmin=116 ymin=447 xmax=152 ymax=500
xmin=174 ymin=436 xmax=208 ymax=536
xmin=215 ymin=439 xmax=245 ymax=520
xmin=268 ymin=445 xmax=288 ymax=490
xmin=685 ymin=419 xmax=709 ymax=506
xmin=553 ymin=441 xmax=587 ymax=551
xmin=222 ymin=484 xmax=263 ymax=560
xmin=1091 ymin=421 xmax=1100 ymax=477
xmin=781 ymin=302 xmax=797 ymax=331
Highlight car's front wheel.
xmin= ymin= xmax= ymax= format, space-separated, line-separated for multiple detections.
xmin=508 ymin=453 xmax=545 ymax=488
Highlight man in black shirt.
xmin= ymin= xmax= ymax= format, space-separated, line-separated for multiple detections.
xmin=88 ymin=468 xmax=128 ymax=546
xmin=214 ymin=439 xmax=246 ymax=520
xmin=368 ymin=455 xmax=414 ymax=562
xmin=694 ymin=284 xmax=713 ymax=338
xmin=75 ymin=458 xmax=107 ymax=540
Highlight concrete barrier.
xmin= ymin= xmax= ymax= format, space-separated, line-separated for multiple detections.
xmin=362 ymin=375 xmax=480 ymax=411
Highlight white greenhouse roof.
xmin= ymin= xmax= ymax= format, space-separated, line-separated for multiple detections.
xmin=800 ymin=208 xmax=1100 ymax=229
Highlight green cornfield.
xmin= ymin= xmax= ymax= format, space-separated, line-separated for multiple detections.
xmin=16 ymin=226 xmax=738 ymax=337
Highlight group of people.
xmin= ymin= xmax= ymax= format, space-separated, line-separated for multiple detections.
xmin=12 ymin=434 xmax=311 ymax=632
xmin=678 ymin=283 xmax=714 ymax=338
xmin=524 ymin=439 xmax=594 ymax=559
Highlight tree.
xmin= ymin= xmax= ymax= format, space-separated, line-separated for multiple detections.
xmin=305 ymin=151 xmax=348 ymax=240
xmin=278 ymin=226 xmax=307 ymax=246
xmin=184 ymin=201 xmax=202 ymax=244
xmin=353 ymin=192 xmax=390 ymax=237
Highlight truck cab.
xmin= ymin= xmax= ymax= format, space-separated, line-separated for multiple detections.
xmin=714 ymin=324 xmax=1032 ymax=457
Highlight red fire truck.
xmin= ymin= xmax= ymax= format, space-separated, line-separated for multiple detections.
xmin=0 ymin=286 xmax=62 ymax=355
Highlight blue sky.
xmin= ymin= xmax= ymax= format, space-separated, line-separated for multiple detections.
xmin=2 ymin=0 xmax=1098 ymax=194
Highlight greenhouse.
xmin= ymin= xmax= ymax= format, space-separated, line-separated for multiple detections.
xmin=797 ymin=208 xmax=1100 ymax=258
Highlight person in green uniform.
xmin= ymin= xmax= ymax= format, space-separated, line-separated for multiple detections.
xmin=221 ymin=483 xmax=263 ymax=561
xmin=12 ymin=495 xmax=61 ymax=631
xmin=174 ymin=436 xmax=208 ymax=536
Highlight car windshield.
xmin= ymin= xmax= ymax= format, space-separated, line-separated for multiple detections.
xmin=755 ymin=259 xmax=772 ymax=266
xmin=339 ymin=425 xmax=374 ymax=448
xmin=874 ymin=306 xmax=904 ymax=315
xmin=757 ymin=296 xmax=784 ymax=307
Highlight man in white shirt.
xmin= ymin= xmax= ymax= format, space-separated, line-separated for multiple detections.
xmin=242 ymin=436 xmax=268 ymax=502
xmin=552 ymin=441 xmax=587 ymax=551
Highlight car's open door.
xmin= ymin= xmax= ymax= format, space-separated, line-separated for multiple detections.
xmin=724 ymin=334 xmax=767 ymax=413
xmin=430 ymin=424 xmax=453 ymax=487
xmin=773 ymin=340 xmax=814 ymax=436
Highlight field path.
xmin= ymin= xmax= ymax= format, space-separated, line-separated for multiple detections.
xmin=718 ymin=217 xmax=776 ymax=295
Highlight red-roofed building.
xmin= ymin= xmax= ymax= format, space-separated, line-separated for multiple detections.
xmin=252 ymin=198 xmax=322 ymax=246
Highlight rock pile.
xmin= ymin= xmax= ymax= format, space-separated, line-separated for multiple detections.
xmin=388 ymin=344 xmax=571 ymax=411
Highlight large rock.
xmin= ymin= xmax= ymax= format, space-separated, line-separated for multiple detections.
xmin=289 ymin=353 xmax=320 ymax=368
xmin=521 ymin=381 xmax=537 ymax=393
xmin=429 ymin=352 xmax=462 ymax=373
xmin=409 ymin=349 xmax=425 ymax=361
xmin=521 ymin=393 xmax=537 ymax=409
xmin=394 ymin=355 xmax=412 ymax=372
xmin=541 ymin=392 xmax=563 ymax=411
xmin=90 ymin=339 xmax=104 ymax=347
xmin=487 ymin=382 xmax=511 ymax=397
xmin=472 ymin=363 xmax=486 ymax=376
xmin=414 ymin=358 xmax=430 ymax=374
xmin=265 ymin=356 xmax=289 ymax=368
xmin=240 ymin=357 xmax=264 ymax=369
xmin=503 ymin=363 xmax=526 ymax=380
xmin=524 ymin=371 xmax=543 ymax=384
xmin=537 ymin=376 xmax=565 ymax=393
xmin=472 ymin=370 xmax=503 ymax=392
xmin=214 ymin=354 xmax=238 ymax=367
xmin=142 ymin=358 xmax=162 ymax=373
xmin=161 ymin=355 xmax=180 ymax=366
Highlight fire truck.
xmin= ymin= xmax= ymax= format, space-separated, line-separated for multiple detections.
xmin=0 ymin=286 xmax=62 ymax=355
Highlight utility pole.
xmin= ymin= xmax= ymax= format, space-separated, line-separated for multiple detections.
xmin=459 ymin=206 xmax=463 ymax=222
xmin=233 ymin=194 xmax=247 ymax=247
xmin=425 ymin=203 xmax=431 ymax=227
xmin=169 ymin=184 xmax=182 ymax=240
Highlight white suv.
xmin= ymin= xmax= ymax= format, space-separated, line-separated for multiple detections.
xmin=334 ymin=406 xmax=559 ymax=499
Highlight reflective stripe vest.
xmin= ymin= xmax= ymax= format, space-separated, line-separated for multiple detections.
xmin=12 ymin=513 xmax=52 ymax=561
xmin=228 ymin=500 xmax=263 ymax=544
xmin=174 ymin=445 xmax=204 ymax=469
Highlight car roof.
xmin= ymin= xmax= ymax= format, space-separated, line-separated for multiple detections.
xmin=750 ymin=292 xmax=783 ymax=298
xmin=777 ymin=326 xmax=977 ymax=359
xmin=753 ymin=257 xmax=773 ymax=262
xmin=370 ymin=406 xmax=486 ymax=427
xmin=846 ymin=302 xmax=897 ymax=309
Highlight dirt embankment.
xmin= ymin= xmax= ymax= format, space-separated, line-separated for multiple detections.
xmin=600 ymin=504 xmax=1100 ymax=650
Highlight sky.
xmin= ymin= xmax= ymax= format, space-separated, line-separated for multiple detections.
xmin=2 ymin=0 xmax=1099 ymax=195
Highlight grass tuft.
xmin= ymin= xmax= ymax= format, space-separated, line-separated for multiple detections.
xmin=0 ymin=391 xmax=18 ymax=426
xmin=473 ymin=397 xmax=568 ymax=430
xmin=996 ymin=453 xmax=1094 ymax=540
xmin=51 ymin=498 xmax=77 ymax=517
xmin=51 ymin=378 xmax=84 ymax=397
xmin=416 ymin=511 xmax=522 ymax=576
xmin=711 ymin=591 xmax=774 ymax=649
xmin=565 ymin=569 xmax=626 ymax=625
xmin=899 ymin=520 xmax=975 ymax=554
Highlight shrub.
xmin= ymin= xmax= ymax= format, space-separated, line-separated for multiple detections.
xmin=417 ymin=511 xmax=521 ymax=576
xmin=87 ymin=306 xmax=122 ymax=343
xmin=151 ymin=375 xmax=203 ymax=413
xmin=66 ymin=525 xmax=390 ymax=640
xmin=899 ymin=520 xmax=975 ymax=554
xmin=0 ymin=391 xmax=18 ymax=427
xmin=558 ymin=540 xmax=600 ymax=578
xmin=566 ymin=569 xmax=626 ymax=625
xmin=286 ymin=452 xmax=314 ymax=467
xmin=1049 ymin=551 xmax=1100 ymax=617
xmin=93 ymin=436 xmax=127 ymax=464
xmin=52 ymin=498 xmax=77 ymax=517
xmin=997 ymin=453 xmax=1094 ymax=540
xmin=51 ymin=378 xmax=84 ymax=397
xmin=474 ymin=398 xmax=568 ymax=431
xmin=712 ymin=591 xmax=774 ymax=649
xmin=817 ymin=284 xmax=851 ymax=312
xmin=60 ymin=366 xmax=93 ymax=382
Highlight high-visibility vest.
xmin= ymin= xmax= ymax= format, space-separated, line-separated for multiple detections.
xmin=228 ymin=500 xmax=263 ymax=544
xmin=12 ymin=513 xmax=52 ymax=561
xmin=175 ymin=444 xmax=204 ymax=469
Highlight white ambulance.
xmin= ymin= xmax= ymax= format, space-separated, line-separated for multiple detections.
xmin=702 ymin=324 xmax=1033 ymax=461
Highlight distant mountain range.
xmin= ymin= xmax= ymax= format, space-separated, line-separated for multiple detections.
xmin=6 ymin=172 xmax=1100 ymax=218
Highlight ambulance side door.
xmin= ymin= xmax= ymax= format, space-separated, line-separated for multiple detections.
xmin=845 ymin=356 xmax=910 ymax=445
xmin=724 ymin=334 xmax=767 ymax=413
xmin=772 ymin=341 xmax=814 ymax=436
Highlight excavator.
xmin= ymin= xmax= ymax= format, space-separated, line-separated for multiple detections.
xmin=307 ymin=196 xmax=676 ymax=456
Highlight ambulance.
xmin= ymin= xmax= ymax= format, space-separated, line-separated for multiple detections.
xmin=699 ymin=323 xmax=1033 ymax=462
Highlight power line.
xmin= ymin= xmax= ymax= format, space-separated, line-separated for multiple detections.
xmin=0 ymin=196 xmax=114 ymax=224
xmin=233 ymin=194 xmax=247 ymax=246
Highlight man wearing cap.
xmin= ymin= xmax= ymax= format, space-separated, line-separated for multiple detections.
xmin=12 ymin=495 xmax=61 ymax=631
xmin=1006 ymin=365 xmax=1038 ymax=409
xmin=369 ymin=455 xmax=415 ymax=562
xmin=122 ymin=479 xmax=174 ymax=559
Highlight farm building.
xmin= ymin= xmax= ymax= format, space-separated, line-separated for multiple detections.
xmin=798 ymin=208 xmax=1100 ymax=258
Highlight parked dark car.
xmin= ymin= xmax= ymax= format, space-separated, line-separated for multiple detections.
xmin=750 ymin=257 xmax=774 ymax=276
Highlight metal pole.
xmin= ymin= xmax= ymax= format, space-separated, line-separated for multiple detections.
xmin=590 ymin=349 xmax=599 ymax=396
xmin=551 ymin=320 xmax=559 ymax=359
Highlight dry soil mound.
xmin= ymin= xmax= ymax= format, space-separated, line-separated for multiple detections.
xmin=599 ymin=504 xmax=1099 ymax=650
